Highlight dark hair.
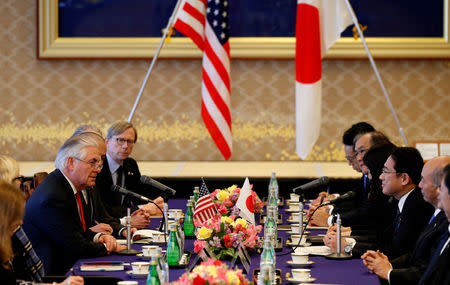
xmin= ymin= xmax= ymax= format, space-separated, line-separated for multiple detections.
xmin=342 ymin=122 xmax=375 ymax=146
xmin=443 ymin=164 xmax=450 ymax=193
xmin=363 ymin=144 xmax=395 ymax=201
xmin=369 ymin=131 xmax=393 ymax=148
xmin=390 ymin=147 xmax=424 ymax=185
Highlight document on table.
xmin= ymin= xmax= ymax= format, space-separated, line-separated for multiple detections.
xmin=294 ymin=246 xmax=333 ymax=256
xmin=116 ymin=229 xmax=162 ymax=244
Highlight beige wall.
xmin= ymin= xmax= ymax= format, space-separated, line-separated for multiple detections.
xmin=1 ymin=1 xmax=449 ymax=161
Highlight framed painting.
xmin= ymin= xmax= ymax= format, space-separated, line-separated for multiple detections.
xmin=38 ymin=0 xmax=450 ymax=59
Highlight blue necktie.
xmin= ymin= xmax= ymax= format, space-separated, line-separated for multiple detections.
xmin=394 ymin=208 xmax=401 ymax=234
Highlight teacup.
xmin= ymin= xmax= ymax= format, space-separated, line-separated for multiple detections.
xmin=168 ymin=209 xmax=183 ymax=219
xmin=288 ymin=203 xmax=299 ymax=211
xmin=152 ymin=232 xmax=165 ymax=243
xmin=117 ymin=282 xmax=138 ymax=285
xmin=290 ymin=234 xmax=307 ymax=245
xmin=291 ymin=253 xmax=309 ymax=263
xmin=292 ymin=269 xmax=311 ymax=281
xmin=290 ymin=193 xmax=300 ymax=202
xmin=290 ymin=224 xmax=302 ymax=233
xmin=131 ymin=262 xmax=149 ymax=275
xmin=142 ymin=245 xmax=159 ymax=257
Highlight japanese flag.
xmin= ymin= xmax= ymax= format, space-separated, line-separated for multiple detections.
xmin=236 ymin=177 xmax=255 ymax=226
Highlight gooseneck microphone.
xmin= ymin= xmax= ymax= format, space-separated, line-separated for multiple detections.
xmin=293 ymin=176 xmax=330 ymax=194
xmin=140 ymin=175 xmax=177 ymax=196
xmin=323 ymin=191 xmax=356 ymax=206
xmin=111 ymin=185 xmax=151 ymax=202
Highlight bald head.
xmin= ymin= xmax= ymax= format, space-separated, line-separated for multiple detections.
xmin=419 ymin=156 xmax=450 ymax=207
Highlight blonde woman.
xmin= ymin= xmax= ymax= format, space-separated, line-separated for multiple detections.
xmin=0 ymin=155 xmax=21 ymax=187
xmin=0 ymin=181 xmax=83 ymax=285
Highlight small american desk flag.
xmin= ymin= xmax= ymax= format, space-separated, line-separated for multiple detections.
xmin=173 ymin=0 xmax=232 ymax=160
xmin=193 ymin=180 xmax=218 ymax=224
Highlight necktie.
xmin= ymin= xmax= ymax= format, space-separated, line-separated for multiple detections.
xmin=394 ymin=208 xmax=401 ymax=234
xmin=428 ymin=212 xmax=436 ymax=225
xmin=75 ymin=192 xmax=86 ymax=231
xmin=116 ymin=165 xmax=123 ymax=187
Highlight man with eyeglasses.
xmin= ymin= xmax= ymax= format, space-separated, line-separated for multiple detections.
xmin=23 ymin=135 xmax=126 ymax=275
xmin=362 ymin=156 xmax=450 ymax=285
xmin=96 ymin=121 xmax=164 ymax=219
xmin=326 ymin=147 xmax=434 ymax=260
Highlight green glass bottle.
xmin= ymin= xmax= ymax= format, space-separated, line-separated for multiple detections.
xmin=193 ymin=187 xmax=199 ymax=205
xmin=166 ymin=224 xmax=180 ymax=266
xmin=184 ymin=202 xmax=195 ymax=237
xmin=146 ymin=259 xmax=160 ymax=285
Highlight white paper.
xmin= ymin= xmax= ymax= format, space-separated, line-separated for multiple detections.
xmin=294 ymin=246 xmax=333 ymax=256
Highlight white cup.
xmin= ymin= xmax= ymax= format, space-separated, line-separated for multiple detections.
xmin=290 ymin=193 xmax=300 ymax=202
xmin=288 ymin=203 xmax=299 ymax=211
xmin=291 ymin=234 xmax=307 ymax=245
xmin=168 ymin=209 xmax=183 ymax=219
xmin=292 ymin=269 xmax=311 ymax=281
xmin=152 ymin=232 xmax=165 ymax=243
xmin=290 ymin=224 xmax=301 ymax=233
xmin=131 ymin=262 xmax=149 ymax=275
xmin=117 ymin=282 xmax=138 ymax=285
xmin=291 ymin=253 xmax=309 ymax=263
xmin=142 ymin=245 xmax=158 ymax=257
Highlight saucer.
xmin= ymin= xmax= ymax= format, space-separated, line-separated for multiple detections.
xmin=126 ymin=270 xmax=148 ymax=278
xmin=286 ymin=241 xmax=311 ymax=247
xmin=287 ymin=231 xmax=310 ymax=235
xmin=286 ymin=260 xmax=315 ymax=267
xmin=285 ymin=277 xmax=316 ymax=283
xmin=285 ymin=208 xmax=301 ymax=213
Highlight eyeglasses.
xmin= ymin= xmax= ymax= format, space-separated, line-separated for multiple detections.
xmin=115 ymin=138 xmax=135 ymax=146
xmin=73 ymin=157 xmax=103 ymax=170
xmin=12 ymin=176 xmax=24 ymax=183
xmin=381 ymin=167 xmax=398 ymax=174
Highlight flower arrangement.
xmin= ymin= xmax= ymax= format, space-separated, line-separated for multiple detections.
xmin=172 ymin=258 xmax=250 ymax=285
xmin=194 ymin=215 xmax=263 ymax=259
xmin=210 ymin=185 xmax=264 ymax=216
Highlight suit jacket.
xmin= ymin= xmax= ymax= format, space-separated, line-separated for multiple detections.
xmin=95 ymin=157 xmax=157 ymax=218
xmin=22 ymin=169 xmax=108 ymax=275
xmin=418 ymin=238 xmax=450 ymax=285
xmin=353 ymin=187 xmax=434 ymax=259
xmin=389 ymin=211 xmax=449 ymax=285
xmin=86 ymin=186 xmax=125 ymax=237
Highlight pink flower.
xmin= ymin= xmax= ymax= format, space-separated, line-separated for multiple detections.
xmin=223 ymin=198 xmax=233 ymax=207
xmin=194 ymin=240 xmax=206 ymax=254
xmin=218 ymin=204 xmax=228 ymax=214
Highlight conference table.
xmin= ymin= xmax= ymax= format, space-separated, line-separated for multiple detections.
xmin=71 ymin=199 xmax=380 ymax=285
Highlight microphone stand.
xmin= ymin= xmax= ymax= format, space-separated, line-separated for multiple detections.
xmin=325 ymin=213 xmax=352 ymax=259
xmin=118 ymin=198 xmax=139 ymax=255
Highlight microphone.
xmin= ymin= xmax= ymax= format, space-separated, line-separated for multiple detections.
xmin=140 ymin=176 xmax=176 ymax=196
xmin=323 ymin=191 xmax=356 ymax=206
xmin=111 ymin=185 xmax=151 ymax=203
xmin=293 ymin=176 xmax=329 ymax=194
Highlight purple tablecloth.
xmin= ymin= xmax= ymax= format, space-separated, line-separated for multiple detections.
xmin=70 ymin=199 xmax=380 ymax=285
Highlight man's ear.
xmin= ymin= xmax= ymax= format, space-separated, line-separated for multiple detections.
xmin=67 ymin=157 xmax=76 ymax=172
xmin=401 ymin=173 xmax=412 ymax=186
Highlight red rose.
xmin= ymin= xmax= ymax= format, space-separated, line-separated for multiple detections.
xmin=193 ymin=274 xmax=206 ymax=285
xmin=213 ymin=260 xmax=222 ymax=266
xmin=223 ymin=234 xmax=233 ymax=248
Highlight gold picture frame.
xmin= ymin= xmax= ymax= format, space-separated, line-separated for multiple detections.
xmin=38 ymin=0 xmax=450 ymax=59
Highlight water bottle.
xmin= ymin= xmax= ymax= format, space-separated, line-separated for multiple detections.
xmin=184 ymin=202 xmax=195 ymax=237
xmin=156 ymin=247 xmax=169 ymax=284
xmin=146 ymin=259 xmax=160 ymax=285
xmin=166 ymin=224 xmax=180 ymax=265
xmin=193 ymin=187 xmax=199 ymax=204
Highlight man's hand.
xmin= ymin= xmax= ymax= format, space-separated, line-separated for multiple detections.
xmin=59 ymin=276 xmax=84 ymax=285
xmin=141 ymin=196 xmax=164 ymax=216
xmin=361 ymin=250 xmax=391 ymax=280
xmin=327 ymin=224 xmax=352 ymax=236
xmin=98 ymin=234 xmax=120 ymax=253
xmin=89 ymin=223 xmax=113 ymax=235
xmin=122 ymin=227 xmax=141 ymax=240
xmin=310 ymin=192 xmax=328 ymax=206
xmin=323 ymin=231 xmax=347 ymax=252
xmin=131 ymin=209 xmax=150 ymax=229
xmin=309 ymin=207 xmax=330 ymax=226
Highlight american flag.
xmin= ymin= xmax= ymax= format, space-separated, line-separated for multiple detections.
xmin=173 ymin=0 xmax=232 ymax=160
xmin=193 ymin=180 xmax=218 ymax=224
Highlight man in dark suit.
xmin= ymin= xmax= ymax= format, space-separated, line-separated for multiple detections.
xmin=325 ymin=147 xmax=434 ymax=259
xmin=418 ymin=163 xmax=450 ymax=285
xmin=22 ymin=135 xmax=126 ymax=274
xmin=362 ymin=156 xmax=450 ymax=284
xmin=96 ymin=121 xmax=164 ymax=219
